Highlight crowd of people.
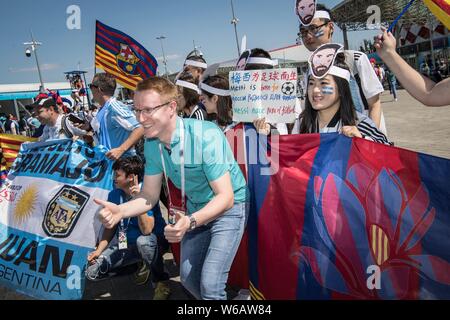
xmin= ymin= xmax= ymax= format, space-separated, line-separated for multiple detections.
xmin=1 ymin=2 xmax=449 ymax=301
xmin=0 ymin=111 xmax=40 ymax=136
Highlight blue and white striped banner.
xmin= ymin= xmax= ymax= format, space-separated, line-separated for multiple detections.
xmin=0 ymin=139 xmax=113 ymax=299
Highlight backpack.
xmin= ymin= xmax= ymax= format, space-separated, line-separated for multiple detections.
xmin=61 ymin=115 xmax=74 ymax=138
xmin=4 ymin=119 xmax=13 ymax=133
xmin=18 ymin=118 xmax=28 ymax=132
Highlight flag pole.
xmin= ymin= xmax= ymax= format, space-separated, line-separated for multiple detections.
xmin=387 ymin=0 xmax=416 ymax=32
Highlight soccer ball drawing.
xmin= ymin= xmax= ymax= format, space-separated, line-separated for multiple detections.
xmin=281 ymin=82 xmax=295 ymax=95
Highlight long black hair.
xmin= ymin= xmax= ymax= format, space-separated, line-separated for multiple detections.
xmin=177 ymin=71 xmax=200 ymax=113
xmin=300 ymin=53 xmax=357 ymax=134
xmin=201 ymin=75 xmax=233 ymax=127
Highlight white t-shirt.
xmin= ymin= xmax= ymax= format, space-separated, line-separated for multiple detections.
xmin=39 ymin=114 xmax=86 ymax=142
xmin=345 ymin=51 xmax=387 ymax=135
xmin=9 ymin=120 xmax=18 ymax=135
xmin=292 ymin=98 xmax=304 ymax=135
xmin=344 ymin=50 xmax=384 ymax=100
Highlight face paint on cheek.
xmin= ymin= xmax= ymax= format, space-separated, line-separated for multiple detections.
xmin=322 ymin=86 xmax=334 ymax=95
xmin=314 ymin=30 xmax=325 ymax=38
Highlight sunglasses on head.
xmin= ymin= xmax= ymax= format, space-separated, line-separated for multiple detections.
xmin=88 ymin=83 xmax=100 ymax=89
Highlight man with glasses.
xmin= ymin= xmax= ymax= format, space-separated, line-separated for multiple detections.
xmin=95 ymin=76 xmax=249 ymax=300
xmin=297 ymin=4 xmax=386 ymax=134
xmin=87 ymin=73 xmax=144 ymax=160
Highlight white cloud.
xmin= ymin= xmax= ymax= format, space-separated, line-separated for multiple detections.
xmin=156 ymin=54 xmax=181 ymax=62
xmin=8 ymin=63 xmax=61 ymax=73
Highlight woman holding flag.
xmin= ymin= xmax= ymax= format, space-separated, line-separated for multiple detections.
xmin=293 ymin=44 xmax=390 ymax=145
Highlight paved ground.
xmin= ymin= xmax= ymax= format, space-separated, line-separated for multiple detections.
xmin=1 ymin=89 xmax=449 ymax=300
xmin=82 ymin=252 xmax=191 ymax=300
xmin=0 ymin=253 xmax=188 ymax=300
xmin=382 ymin=90 xmax=450 ymax=159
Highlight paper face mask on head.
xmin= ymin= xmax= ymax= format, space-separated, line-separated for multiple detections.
xmin=236 ymin=50 xmax=251 ymax=71
xmin=309 ymin=43 xmax=343 ymax=78
xmin=296 ymin=0 xmax=316 ymax=26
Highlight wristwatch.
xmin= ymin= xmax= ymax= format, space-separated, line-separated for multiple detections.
xmin=188 ymin=215 xmax=197 ymax=231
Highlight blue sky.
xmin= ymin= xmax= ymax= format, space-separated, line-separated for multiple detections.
xmin=0 ymin=0 xmax=379 ymax=85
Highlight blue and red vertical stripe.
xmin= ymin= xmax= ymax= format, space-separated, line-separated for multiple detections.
xmin=248 ymin=133 xmax=450 ymax=299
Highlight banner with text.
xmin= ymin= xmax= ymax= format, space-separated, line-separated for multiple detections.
xmin=0 ymin=139 xmax=113 ymax=299
xmin=229 ymin=68 xmax=298 ymax=123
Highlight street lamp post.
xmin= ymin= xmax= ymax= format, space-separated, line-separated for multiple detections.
xmin=230 ymin=0 xmax=241 ymax=57
xmin=428 ymin=12 xmax=436 ymax=72
xmin=24 ymin=30 xmax=45 ymax=93
xmin=156 ymin=36 xmax=169 ymax=79
xmin=192 ymin=40 xmax=203 ymax=57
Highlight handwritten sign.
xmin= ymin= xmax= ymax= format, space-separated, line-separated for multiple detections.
xmin=229 ymin=68 xmax=298 ymax=123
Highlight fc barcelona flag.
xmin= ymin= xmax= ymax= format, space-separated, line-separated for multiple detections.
xmin=248 ymin=133 xmax=450 ymax=299
xmin=0 ymin=134 xmax=37 ymax=187
xmin=95 ymin=20 xmax=158 ymax=90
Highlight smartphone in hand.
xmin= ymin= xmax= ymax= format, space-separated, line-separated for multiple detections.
xmin=68 ymin=114 xmax=86 ymax=124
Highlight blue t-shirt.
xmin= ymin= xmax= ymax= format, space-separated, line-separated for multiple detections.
xmin=107 ymin=188 xmax=166 ymax=245
xmin=144 ymin=117 xmax=248 ymax=215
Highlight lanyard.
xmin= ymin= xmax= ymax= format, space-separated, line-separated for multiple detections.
xmin=119 ymin=218 xmax=131 ymax=231
xmin=119 ymin=192 xmax=131 ymax=231
xmin=159 ymin=118 xmax=185 ymax=210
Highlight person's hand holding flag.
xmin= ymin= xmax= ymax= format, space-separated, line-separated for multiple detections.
xmin=374 ymin=27 xmax=396 ymax=60
xmin=106 ymin=147 xmax=126 ymax=161
xmin=164 ymin=211 xmax=191 ymax=243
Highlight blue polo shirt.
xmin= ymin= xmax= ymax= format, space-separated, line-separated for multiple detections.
xmin=144 ymin=117 xmax=248 ymax=215
xmin=107 ymin=189 xmax=165 ymax=245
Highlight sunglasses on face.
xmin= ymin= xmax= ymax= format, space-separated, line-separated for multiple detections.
xmin=88 ymin=83 xmax=100 ymax=90
xmin=299 ymin=22 xmax=328 ymax=37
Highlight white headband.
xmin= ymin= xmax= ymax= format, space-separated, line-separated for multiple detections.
xmin=307 ymin=66 xmax=351 ymax=82
xmin=313 ymin=10 xmax=331 ymax=20
xmin=200 ymin=82 xmax=230 ymax=96
xmin=184 ymin=60 xmax=207 ymax=69
xmin=328 ymin=66 xmax=351 ymax=82
xmin=246 ymin=57 xmax=277 ymax=66
xmin=176 ymin=80 xmax=200 ymax=94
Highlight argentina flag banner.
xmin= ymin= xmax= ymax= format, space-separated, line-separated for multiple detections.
xmin=0 ymin=139 xmax=113 ymax=300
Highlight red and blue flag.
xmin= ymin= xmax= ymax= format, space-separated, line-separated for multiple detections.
xmin=95 ymin=20 xmax=158 ymax=90
xmin=248 ymin=133 xmax=450 ymax=299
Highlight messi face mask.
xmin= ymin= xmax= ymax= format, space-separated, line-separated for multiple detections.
xmin=308 ymin=43 xmax=350 ymax=82
xmin=295 ymin=0 xmax=316 ymax=26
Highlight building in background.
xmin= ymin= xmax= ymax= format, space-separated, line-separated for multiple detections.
xmin=397 ymin=22 xmax=449 ymax=73
xmin=0 ymin=82 xmax=73 ymax=119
